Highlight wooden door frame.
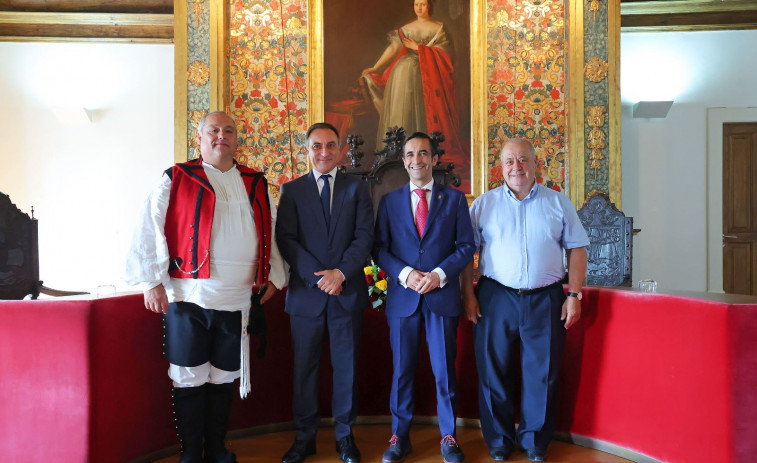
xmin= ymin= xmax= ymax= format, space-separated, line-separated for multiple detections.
xmin=706 ymin=107 xmax=757 ymax=293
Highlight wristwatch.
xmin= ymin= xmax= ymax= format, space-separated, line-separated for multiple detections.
xmin=567 ymin=291 xmax=582 ymax=300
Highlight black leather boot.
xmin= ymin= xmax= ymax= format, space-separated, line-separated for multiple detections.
xmin=203 ymin=382 xmax=238 ymax=463
xmin=173 ymin=385 xmax=206 ymax=463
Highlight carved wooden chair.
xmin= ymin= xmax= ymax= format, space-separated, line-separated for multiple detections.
xmin=338 ymin=126 xmax=461 ymax=213
xmin=577 ymin=192 xmax=633 ymax=287
xmin=0 ymin=192 xmax=88 ymax=299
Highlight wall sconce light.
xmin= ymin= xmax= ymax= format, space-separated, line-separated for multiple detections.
xmin=632 ymin=101 xmax=674 ymax=119
xmin=51 ymin=107 xmax=93 ymax=125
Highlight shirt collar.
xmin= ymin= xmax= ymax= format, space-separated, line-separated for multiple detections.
xmin=202 ymin=161 xmax=238 ymax=175
xmin=409 ymin=179 xmax=434 ymax=192
xmin=313 ymin=167 xmax=338 ymax=181
xmin=503 ymin=181 xmax=538 ymax=201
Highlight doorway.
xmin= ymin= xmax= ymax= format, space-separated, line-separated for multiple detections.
xmin=722 ymin=122 xmax=757 ymax=295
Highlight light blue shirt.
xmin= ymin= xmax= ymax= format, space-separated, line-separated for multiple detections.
xmin=469 ymin=183 xmax=589 ymax=289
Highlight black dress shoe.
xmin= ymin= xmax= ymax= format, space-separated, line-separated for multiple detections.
xmin=282 ymin=439 xmax=316 ymax=463
xmin=336 ymin=434 xmax=361 ymax=462
xmin=526 ymin=448 xmax=547 ymax=462
xmin=382 ymin=435 xmax=412 ymax=462
xmin=488 ymin=445 xmax=512 ymax=461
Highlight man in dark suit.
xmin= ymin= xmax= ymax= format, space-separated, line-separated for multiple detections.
xmin=276 ymin=122 xmax=374 ymax=463
xmin=373 ymin=132 xmax=475 ymax=463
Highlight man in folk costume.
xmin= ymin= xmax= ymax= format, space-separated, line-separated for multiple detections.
xmin=126 ymin=111 xmax=287 ymax=463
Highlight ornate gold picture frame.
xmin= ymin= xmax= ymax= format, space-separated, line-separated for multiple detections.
xmin=307 ymin=0 xmax=487 ymax=200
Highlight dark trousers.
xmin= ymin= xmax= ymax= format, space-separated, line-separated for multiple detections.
xmin=473 ymin=277 xmax=566 ymax=452
xmin=387 ymin=301 xmax=459 ymax=438
xmin=163 ymin=301 xmax=241 ymax=372
xmin=290 ymin=297 xmax=363 ymax=442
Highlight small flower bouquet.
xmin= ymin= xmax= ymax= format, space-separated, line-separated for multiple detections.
xmin=364 ymin=261 xmax=388 ymax=310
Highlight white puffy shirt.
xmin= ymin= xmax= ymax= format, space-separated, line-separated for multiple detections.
xmin=125 ymin=162 xmax=288 ymax=311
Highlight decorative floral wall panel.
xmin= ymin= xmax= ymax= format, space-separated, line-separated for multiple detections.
xmin=485 ymin=0 xmax=566 ymax=192
xmin=229 ymin=0 xmax=310 ymax=194
xmin=175 ymin=0 xmax=620 ymax=205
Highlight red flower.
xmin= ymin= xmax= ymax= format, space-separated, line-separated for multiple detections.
xmin=251 ymin=89 xmax=262 ymax=97
xmin=514 ymin=88 xmax=525 ymax=100
xmin=269 ymin=97 xmax=278 ymax=109
xmin=366 ymin=275 xmax=374 ymax=284
xmin=378 ymin=270 xmax=387 ymax=279
xmin=234 ymin=96 xmax=244 ymax=109
xmin=531 ymin=80 xmax=544 ymax=88
xmin=550 ymin=88 xmax=560 ymax=100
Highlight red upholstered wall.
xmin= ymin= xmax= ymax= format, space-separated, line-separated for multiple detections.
xmin=1 ymin=301 xmax=91 ymax=462
xmin=554 ymin=290 xmax=756 ymax=462
xmin=1 ymin=288 xmax=756 ymax=462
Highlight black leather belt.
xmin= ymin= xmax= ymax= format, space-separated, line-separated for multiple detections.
xmin=481 ymin=276 xmax=562 ymax=295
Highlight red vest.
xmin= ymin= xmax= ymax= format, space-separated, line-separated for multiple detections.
xmin=164 ymin=158 xmax=272 ymax=286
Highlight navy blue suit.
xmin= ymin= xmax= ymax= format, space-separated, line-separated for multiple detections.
xmin=373 ymin=183 xmax=475 ymax=437
xmin=276 ymin=171 xmax=374 ymax=442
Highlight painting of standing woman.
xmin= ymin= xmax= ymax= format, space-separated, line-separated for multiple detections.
xmin=324 ymin=0 xmax=471 ymax=193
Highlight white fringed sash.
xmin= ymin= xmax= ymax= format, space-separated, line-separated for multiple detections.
xmin=239 ymin=309 xmax=251 ymax=398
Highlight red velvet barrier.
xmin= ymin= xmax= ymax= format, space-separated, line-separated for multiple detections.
xmin=555 ymin=288 xmax=757 ymax=463
xmin=1 ymin=288 xmax=755 ymax=462
xmin=0 ymin=295 xmax=174 ymax=463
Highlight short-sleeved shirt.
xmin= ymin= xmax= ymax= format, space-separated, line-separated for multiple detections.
xmin=469 ymin=183 xmax=590 ymax=289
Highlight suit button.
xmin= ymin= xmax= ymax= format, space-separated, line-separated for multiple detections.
xmin=419 ymin=249 xmax=424 ymax=254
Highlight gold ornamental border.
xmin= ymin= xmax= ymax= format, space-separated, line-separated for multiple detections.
xmin=307 ymin=0 xmax=487 ymax=201
xmin=174 ymin=0 xmax=188 ymax=164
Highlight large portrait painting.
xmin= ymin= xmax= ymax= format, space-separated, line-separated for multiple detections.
xmin=322 ymin=0 xmax=472 ymax=193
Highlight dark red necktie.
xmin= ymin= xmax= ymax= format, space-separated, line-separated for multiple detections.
xmin=414 ymin=188 xmax=428 ymax=238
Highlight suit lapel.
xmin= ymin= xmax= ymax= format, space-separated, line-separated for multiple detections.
xmin=328 ymin=172 xmax=347 ymax=237
xmin=306 ymin=171 xmax=330 ymax=234
xmin=422 ymin=183 xmax=446 ymax=240
xmin=399 ymin=184 xmax=420 ymax=242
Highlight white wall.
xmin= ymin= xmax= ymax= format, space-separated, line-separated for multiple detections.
xmin=0 ymin=42 xmax=174 ymax=295
xmin=621 ymin=30 xmax=757 ymax=292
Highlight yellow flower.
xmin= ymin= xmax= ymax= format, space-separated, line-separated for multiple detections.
xmin=375 ymin=279 xmax=388 ymax=291
xmin=364 ymin=266 xmax=373 ymax=276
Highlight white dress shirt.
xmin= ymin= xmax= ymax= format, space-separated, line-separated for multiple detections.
xmin=313 ymin=167 xmax=337 ymax=208
xmin=398 ymin=179 xmax=448 ymax=288
xmin=312 ymin=167 xmax=346 ymax=282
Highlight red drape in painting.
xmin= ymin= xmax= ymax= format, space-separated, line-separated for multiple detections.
xmin=415 ymin=42 xmax=466 ymax=172
xmin=365 ymin=30 xmax=469 ymax=190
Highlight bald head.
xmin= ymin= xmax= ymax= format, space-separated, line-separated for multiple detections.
xmin=500 ymin=138 xmax=538 ymax=200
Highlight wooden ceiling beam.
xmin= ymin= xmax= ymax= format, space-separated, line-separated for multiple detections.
xmin=0 ymin=11 xmax=172 ymax=41
xmin=0 ymin=0 xmax=172 ymax=14
xmin=621 ymin=0 xmax=757 ymax=31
